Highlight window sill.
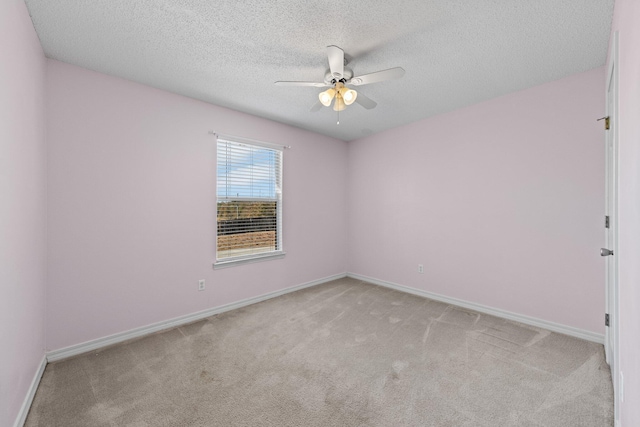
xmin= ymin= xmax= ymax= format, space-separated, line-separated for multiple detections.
xmin=213 ymin=251 xmax=286 ymax=269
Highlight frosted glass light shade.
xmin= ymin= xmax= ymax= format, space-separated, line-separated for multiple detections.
xmin=342 ymin=88 xmax=357 ymax=105
xmin=319 ymin=88 xmax=336 ymax=106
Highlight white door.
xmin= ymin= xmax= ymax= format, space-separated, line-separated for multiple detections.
xmin=604 ymin=59 xmax=617 ymax=366
xmin=603 ymin=32 xmax=619 ymax=413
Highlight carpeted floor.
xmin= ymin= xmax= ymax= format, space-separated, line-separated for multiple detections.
xmin=26 ymin=277 xmax=613 ymax=426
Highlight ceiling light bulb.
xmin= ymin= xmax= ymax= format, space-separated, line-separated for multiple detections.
xmin=333 ymin=96 xmax=346 ymax=111
xmin=319 ymin=88 xmax=336 ymax=107
xmin=342 ymin=88 xmax=357 ymax=105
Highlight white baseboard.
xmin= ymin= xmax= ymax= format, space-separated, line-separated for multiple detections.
xmin=347 ymin=272 xmax=604 ymax=344
xmin=47 ymin=273 xmax=347 ymax=362
xmin=46 ymin=270 xmax=603 ymax=361
xmin=13 ymin=355 xmax=47 ymax=427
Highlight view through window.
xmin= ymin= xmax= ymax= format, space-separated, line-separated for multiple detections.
xmin=216 ymin=138 xmax=282 ymax=262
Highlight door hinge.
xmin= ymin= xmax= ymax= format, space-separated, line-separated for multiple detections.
xmin=598 ymin=116 xmax=610 ymax=130
xmin=605 ymin=215 xmax=610 ymax=229
xmin=605 ymin=313 xmax=610 ymax=327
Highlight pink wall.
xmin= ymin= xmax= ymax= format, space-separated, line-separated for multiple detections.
xmin=348 ymin=67 xmax=606 ymax=334
xmin=0 ymin=0 xmax=47 ymax=425
xmin=609 ymin=0 xmax=640 ymax=424
xmin=45 ymin=60 xmax=348 ymax=351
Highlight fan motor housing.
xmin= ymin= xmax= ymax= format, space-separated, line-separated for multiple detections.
xmin=324 ymin=68 xmax=353 ymax=85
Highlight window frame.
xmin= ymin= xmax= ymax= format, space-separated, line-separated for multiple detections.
xmin=213 ymin=134 xmax=284 ymax=269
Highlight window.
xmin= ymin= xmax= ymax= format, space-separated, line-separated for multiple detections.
xmin=215 ymin=136 xmax=283 ymax=267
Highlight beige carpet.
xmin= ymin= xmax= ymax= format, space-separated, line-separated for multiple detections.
xmin=26 ymin=277 xmax=613 ymax=426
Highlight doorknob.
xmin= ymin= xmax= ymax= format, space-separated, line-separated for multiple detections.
xmin=601 ymin=248 xmax=614 ymax=256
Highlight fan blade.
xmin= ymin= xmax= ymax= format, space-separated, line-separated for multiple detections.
xmin=355 ymin=92 xmax=377 ymax=109
xmin=327 ymin=45 xmax=345 ymax=80
xmin=349 ymin=67 xmax=405 ymax=86
xmin=275 ymin=81 xmax=328 ymax=87
xmin=310 ymin=100 xmax=323 ymax=112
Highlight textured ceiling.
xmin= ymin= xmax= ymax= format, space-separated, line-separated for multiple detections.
xmin=24 ymin=0 xmax=614 ymax=141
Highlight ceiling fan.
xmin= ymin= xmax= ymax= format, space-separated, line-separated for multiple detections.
xmin=275 ymin=45 xmax=405 ymax=113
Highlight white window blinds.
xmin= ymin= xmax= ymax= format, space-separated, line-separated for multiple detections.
xmin=216 ymin=138 xmax=283 ymax=262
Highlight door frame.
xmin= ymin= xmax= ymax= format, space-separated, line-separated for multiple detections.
xmin=604 ymin=30 xmax=620 ymax=424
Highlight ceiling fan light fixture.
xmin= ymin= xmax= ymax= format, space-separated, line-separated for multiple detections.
xmin=319 ymin=88 xmax=336 ymax=106
xmin=275 ymin=45 xmax=404 ymax=115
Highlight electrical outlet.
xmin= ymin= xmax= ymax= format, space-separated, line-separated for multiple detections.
xmin=418 ymin=264 xmax=424 ymax=274
xmin=198 ymin=279 xmax=205 ymax=291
